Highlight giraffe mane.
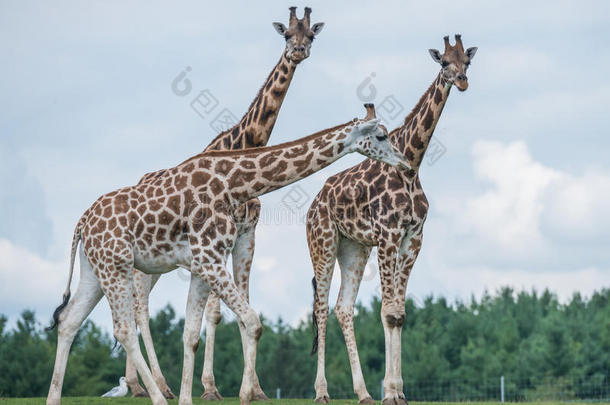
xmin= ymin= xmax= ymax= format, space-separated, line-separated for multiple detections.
xmin=389 ymin=72 xmax=441 ymax=137
xmin=180 ymin=120 xmax=354 ymax=164
xmin=204 ymin=53 xmax=290 ymax=152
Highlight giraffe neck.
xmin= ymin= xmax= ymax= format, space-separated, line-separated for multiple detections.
xmin=393 ymin=73 xmax=452 ymax=171
xmin=199 ymin=121 xmax=355 ymax=203
xmin=205 ymin=52 xmax=298 ymax=152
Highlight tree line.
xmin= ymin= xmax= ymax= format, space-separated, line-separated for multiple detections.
xmin=0 ymin=287 xmax=608 ymax=401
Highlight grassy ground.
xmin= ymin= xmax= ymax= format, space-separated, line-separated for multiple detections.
xmin=3 ymin=399 xmax=608 ymax=405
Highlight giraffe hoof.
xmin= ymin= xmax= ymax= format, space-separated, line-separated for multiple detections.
xmin=132 ymin=390 xmax=149 ymax=398
xmin=162 ymin=386 xmax=176 ymax=399
xmin=315 ymin=395 xmax=331 ymax=403
xmin=252 ymin=390 xmax=270 ymax=401
xmin=201 ymin=389 xmax=224 ymax=401
xmin=359 ymin=397 xmax=376 ymax=405
xmin=382 ymin=397 xmax=407 ymax=405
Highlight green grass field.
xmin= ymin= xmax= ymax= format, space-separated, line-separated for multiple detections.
xmin=3 ymin=399 xmax=609 ymax=405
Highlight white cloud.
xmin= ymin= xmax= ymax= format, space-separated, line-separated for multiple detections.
xmin=465 ymin=141 xmax=560 ymax=251
xmin=0 ymin=239 xmax=65 ymax=310
xmin=255 ymin=256 xmax=277 ymax=273
xmin=543 ymin=170 xmax=610 ymax=237
xmin=434 ymin=140 xmax=610 ymax=268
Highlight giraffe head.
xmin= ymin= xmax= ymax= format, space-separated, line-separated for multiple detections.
xmin=429 ymin=34 xmax=477 ymax=92
xmin=347 ymin=105 xmax=412 ymax=172
xmin=272 ymin=7 xmax=325 ymax=64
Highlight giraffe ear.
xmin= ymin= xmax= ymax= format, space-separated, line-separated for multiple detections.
xmin=311 ymin=22 xmax=325 ymax=36
xmin=466 ymin=47 xmax=478 ymax=60
xmin=429 ymin=49 xmax=443 ymax=64
xmin=272 ymin=22 xmax=287 ymax=36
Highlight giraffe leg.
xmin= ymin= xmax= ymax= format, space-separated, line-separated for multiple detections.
xmin=377 ymin=243 xmax=407 ymax=405
xmin=179 ymin=274 xmax=211 ymax=405
xmin=193 ymin=261 xmax=262 ymax=405
xmin=126 ymin=352 xmax=148 ymax=397
xmin=134 ymin=272 xmax=175 ymax=398
xmin=101 ymin=258 xmax=167 ymax=405
xmin=126 ymin=272 xmax=148 ymax=397
xmin=335 ymin=237 xmax=374 ymax=404
xmin=388 ymin=233 xmax=423 ymax=405
xmin=307 ymin=205 xmax=338 ymax=404
xmin=231 ymin=208 xmax=269 ymax=402
xmin=200 ymin=292 xmax=223 ymax=401
xmin=47 ymin=249 xmax=103 ymax=405
xmin=189 ymin=214 xmax=261 ymax=405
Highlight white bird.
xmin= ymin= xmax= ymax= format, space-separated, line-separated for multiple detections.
xmin=101 ymin=376 xmax=128 ymax=398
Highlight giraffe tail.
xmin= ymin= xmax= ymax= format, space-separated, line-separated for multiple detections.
xmin=311 ymin=276 xmax=319 ymax=355
xmin=46 ymin=219 xmax=82 ymax=331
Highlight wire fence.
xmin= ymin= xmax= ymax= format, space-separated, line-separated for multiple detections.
xmin=273 ymin=374 xmax=610 ymax=402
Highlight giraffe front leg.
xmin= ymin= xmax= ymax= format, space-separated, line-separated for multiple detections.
xmin=179 ymin=274 xmax=211 ymax=405
xmin=201 ymin=292 xmax=223 ymax=401
xmin=389 ymin=233 xmax=423 ymax=405
xmin=377 ymin=242 xmax=407 ymax=405
xmin=313 ymin=282 xmax=331 ymax=404
xmin=335 ymin=237 xmax=374 ymax=404
xmin=188 ymin=218 xmax=261 ymax=405
xmin=193 ymin=260 xmax=262 ymax=405
xmin=134 ymin=272 xmax=175 ymax=398
xmin=231 ymin=204 xmax=269 ymax=401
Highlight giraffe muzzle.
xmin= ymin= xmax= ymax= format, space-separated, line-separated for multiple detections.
xmin=455 ymin=74 xmax=469 ymax=91
xmin=290 ymin=49 xmax=307 ymax=62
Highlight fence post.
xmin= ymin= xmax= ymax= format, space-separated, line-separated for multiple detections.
xmin=276 ymin=387 xmax=280 ymax=400
xmin=501 ymin=375 xmax=505 ymax=403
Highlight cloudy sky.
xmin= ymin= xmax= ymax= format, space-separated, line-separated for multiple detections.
xmin=1 ymin=1 xmax=609 ymax=332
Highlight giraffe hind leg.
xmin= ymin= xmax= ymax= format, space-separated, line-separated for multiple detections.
xmin=179 ymin=274 xmax=211 ymax=405
xmin=134 ymin=272 xmax=175 ymax=398
xmin=306 ymin=205 xmax=339 ymax=404
xmin=47 ymin=249 xmax=104 ymax=405
xmin=96 ymin=247 xmax=167 ymax=405
xmin=201 ymin=292 xmax=223 ymax=401
xmin=335 ymin=237 xmax=374 ymax=404
xmin=125 ymin=352 xmax=148 ymax=397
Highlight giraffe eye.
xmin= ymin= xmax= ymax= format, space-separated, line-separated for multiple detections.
xmin=376 ymin=134 xmax=387 ymax=141
xmin=441 ymin=60 xmax=449 ymax=67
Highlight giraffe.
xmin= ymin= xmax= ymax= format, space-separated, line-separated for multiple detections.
xmin=46 ymin=107 xmax=412 ymax=405
xmin=307 ymin=35 xmax=478 ymax=405
xmin=121 ymin=6 xmax=325 ymax=400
